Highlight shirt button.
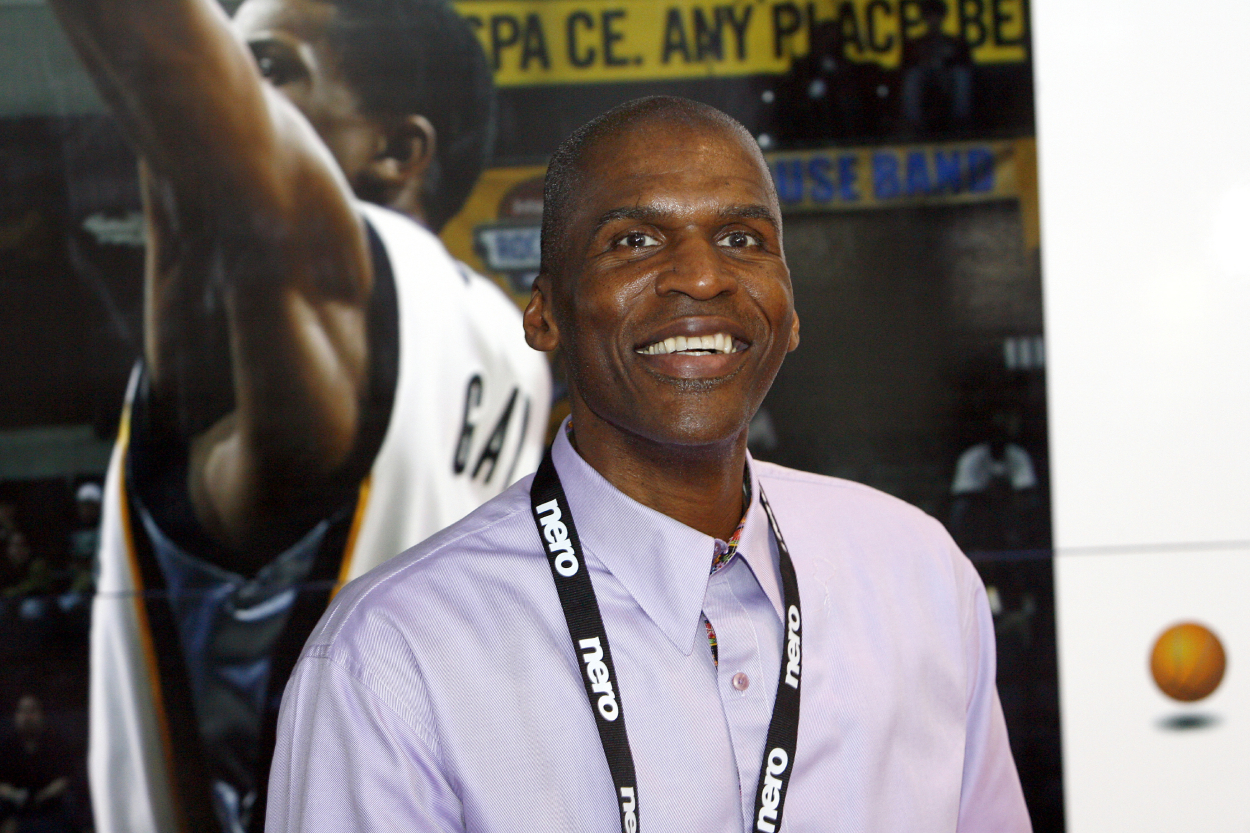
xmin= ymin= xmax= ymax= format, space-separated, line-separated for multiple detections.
xmin=731 ymin=672 xmax=750 ymax=691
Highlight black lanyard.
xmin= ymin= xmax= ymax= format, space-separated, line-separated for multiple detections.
xmin=530 ymin=447 xmax=803 ymax=833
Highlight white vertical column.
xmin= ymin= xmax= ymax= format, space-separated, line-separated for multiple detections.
xmin=1034 ymin=0 xmax=1250 ymax=829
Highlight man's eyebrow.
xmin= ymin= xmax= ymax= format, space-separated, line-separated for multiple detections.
xmin=590 ymin=206 xmax=665 ymax=237
xmin=718 ymin=204 xmax=780 ymax=228
xmin=590 ymin=203 xmax=779 ymax=236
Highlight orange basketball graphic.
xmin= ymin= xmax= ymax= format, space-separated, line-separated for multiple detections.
xmin=1150 ymin=622 xmax=1227 ymax=703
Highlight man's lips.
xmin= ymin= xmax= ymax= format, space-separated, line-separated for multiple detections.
xmin=636 ymin=332 xmax=744 ymax=356
xmin=632 ymin=319 xmax=753 ymax=379
xmin=633 ymin=317 xmax=751 ymax=356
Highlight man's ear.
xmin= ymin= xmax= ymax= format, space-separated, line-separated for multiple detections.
xmin=524 ymin=273 xmax=561 ymax=352
xmin=787 ymin=310 xmax=801 ymax=352
xmin=368 ymin=114 xmax=436 ymax=187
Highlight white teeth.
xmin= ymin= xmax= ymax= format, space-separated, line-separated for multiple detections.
xmin=638 ymin=333 xmax=740 ymax=355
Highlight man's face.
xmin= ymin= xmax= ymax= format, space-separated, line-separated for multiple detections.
xmin=78 ymin=498 xmax=101 ymax=526
xmin=538 ymin=117 xmax=799 ymax=450
xmin=6 ymin=532 xmax=30 ymax=568
xmin=15 ymin=695 xmax=43 ymax=737
xmin=234 ymin=0 xmax=383 ymax=191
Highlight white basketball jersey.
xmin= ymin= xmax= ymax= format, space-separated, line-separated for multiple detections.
xmin=89 ymin=203 xmax=551 ymax=833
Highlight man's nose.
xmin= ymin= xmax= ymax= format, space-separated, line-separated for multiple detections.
xmin=654 ymin=237 xmax=738 ymax=299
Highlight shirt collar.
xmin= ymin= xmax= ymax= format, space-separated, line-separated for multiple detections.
xmin=549 ymin=420 xmax=784 ymax=655
xmin=735 ymin=475 xmax=786 ymax=622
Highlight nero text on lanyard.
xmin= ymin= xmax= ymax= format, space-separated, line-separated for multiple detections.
xmin=529 ymin=448 xmax=803 ymax=833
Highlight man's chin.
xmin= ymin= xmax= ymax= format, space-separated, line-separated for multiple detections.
xmin=662 ymin=376 xmax=732 ymax=394
xmin=632 ymin=411 xmax=754 ymax=452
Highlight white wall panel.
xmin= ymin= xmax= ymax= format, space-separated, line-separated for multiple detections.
xmin=1034 ymin=0 xmax=1250 ymax=551
xmin=1035 ymin=1 xmax=1250 ymax=829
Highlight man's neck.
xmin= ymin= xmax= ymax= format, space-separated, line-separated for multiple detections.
xmin=567 ymin=415 xmax=748 ymax=542
xmin=380 ymin=183 xmax=427 ymax=228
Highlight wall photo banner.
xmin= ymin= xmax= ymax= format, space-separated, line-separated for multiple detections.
xmin=0 ymin=0 xmax=1057 ymax=830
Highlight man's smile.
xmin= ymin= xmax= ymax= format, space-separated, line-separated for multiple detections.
xmin=630 ymin=315 xmax=757 ymax=379
xmin=635 ymin=333 xmax=747 ymax=356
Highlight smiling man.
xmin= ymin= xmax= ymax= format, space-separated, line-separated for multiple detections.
xmin=268 ymin=97 xmax=1030 ymax=832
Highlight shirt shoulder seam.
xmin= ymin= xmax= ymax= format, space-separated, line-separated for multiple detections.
xmin=303 ymin=645 xmax=450 ymax=770
xmin=318 ymin=499 xmax=536 ymax=642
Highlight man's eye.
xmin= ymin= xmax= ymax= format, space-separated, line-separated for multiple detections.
xmin=718 ymin=230 xmax=760 ymax=248
xmin=257 ymin=55 xmax=288 ymax=84
xmin=252 ymin=50 xmax=304 ymax=87
xmin=617 ymin=231 xmax=660 ymax=249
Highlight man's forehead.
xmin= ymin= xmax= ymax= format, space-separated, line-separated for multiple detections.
xmin=574 ymin=116 xmax=778 ymax=216
xmin=582 ymin=112 xmax=759 ymax=171
xmin=235 ymin=0 xmax=336 ymax=40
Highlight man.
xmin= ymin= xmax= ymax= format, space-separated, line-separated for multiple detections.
xmin=0 ymin=694 xmax=75 ymax=833
xmin=47 ymin=1 xmax=550 ymax=831
xmin=268 ymin=96 xmax=1029 ymax=832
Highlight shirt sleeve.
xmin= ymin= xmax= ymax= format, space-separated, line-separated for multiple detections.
xmin=955 ymin=552 xmax=1033 ymax=833
xmin=265 ymin=649 xmax=463 ymax=832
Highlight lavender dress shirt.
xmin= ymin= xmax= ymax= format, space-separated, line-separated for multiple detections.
xmin=267 ymin=424 xmax=1030 ymax=832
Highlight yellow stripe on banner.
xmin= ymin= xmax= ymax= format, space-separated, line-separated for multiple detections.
xmin=454 ymin=0 xmax=1028 ymax=87
xmin=331 ymin=475 xmax=372 ymax=600
xmin=115 ymin=408 xmax=191 ymax=833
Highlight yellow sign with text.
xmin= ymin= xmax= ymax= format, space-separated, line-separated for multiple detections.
xmin=454 ymin=0 xmax=1028 ymax=86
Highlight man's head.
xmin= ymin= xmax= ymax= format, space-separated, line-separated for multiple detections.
xmin=235 ymin=0 xmax=495 ymax=230
xmin=15 ymin=694 xmax=43 ymax=741
xmin=526 ymin=97 xmax=800 ymax=452
xmin=6 ymin=530 xmax=30 ymax=569
xmin=76 ymin=481 xmax=102 ymax=525
xmin=920 ymin=0 xmax=948 ymax=30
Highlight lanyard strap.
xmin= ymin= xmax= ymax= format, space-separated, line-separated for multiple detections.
xmin=530 ymin=448 xmax=802 ymax=833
